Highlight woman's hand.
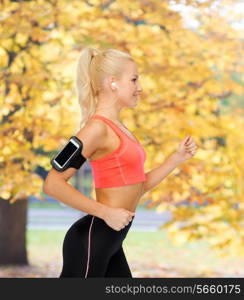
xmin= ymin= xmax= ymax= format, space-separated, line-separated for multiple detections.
xmin=174 ymin=136 xmax=198 ymax=164
xmin=102 ymin=207 xmax=135 ymax=231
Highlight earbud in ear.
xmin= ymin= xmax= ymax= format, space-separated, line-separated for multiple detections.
xmin=111 ymin=82 xmax=116 ymax=88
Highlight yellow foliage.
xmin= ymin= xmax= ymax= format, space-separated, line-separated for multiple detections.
xmin=1 ymin=0 xmax=244 ymax=253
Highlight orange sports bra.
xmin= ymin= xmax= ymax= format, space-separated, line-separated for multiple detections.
xmin=88 ymin=114 xmax=146 ymax=188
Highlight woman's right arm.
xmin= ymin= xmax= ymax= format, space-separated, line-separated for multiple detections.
xmin=43 ymin=119 xmax=108 ymax=219
xmin=43 ymin=119 xmax=135 ymax=230
xmin=43 ymin=177 xmax=107 ymax=219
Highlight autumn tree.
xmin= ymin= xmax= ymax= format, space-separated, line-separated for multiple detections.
xmin=0 ymin=0 xmax=80 ymax=264
xmin=1 ymin=0 xmax=244 ymax=267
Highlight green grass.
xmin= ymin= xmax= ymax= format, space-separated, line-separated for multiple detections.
xmin=26 ymin=229 xmax=244 ymax=277
xmin=27 ymin=230 xmax=66 ymax=245
xmin=125 ymin=231 xmax=219 ymax=276
xmin=28 ymin=202 xmax=66 ymax=209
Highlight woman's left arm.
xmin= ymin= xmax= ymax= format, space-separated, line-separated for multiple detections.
xmin=140 ymin=136 xmax=198 ymax=197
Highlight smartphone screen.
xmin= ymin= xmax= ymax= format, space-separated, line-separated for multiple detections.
xmin=55 ymin=141 xmax=78 ymax=167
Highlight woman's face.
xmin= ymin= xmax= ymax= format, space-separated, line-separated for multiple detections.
xmin=116 ymin=61 xmax=143 ymax=107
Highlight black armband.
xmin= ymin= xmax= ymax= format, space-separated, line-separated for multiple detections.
xmin=50 ymin=136 xmax=87 ymax=172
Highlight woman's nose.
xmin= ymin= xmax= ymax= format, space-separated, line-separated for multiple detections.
xmin=137 ymin=84 xmax=143 ymax=93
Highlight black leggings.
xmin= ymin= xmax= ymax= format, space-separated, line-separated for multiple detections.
xmin=59 ymin=214 xmax=134 ymax=278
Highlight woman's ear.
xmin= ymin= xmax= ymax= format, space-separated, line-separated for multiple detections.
xmin=111 ymin=82 xmax=117 ymax=89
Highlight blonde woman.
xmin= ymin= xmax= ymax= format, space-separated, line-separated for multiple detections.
xmin=43 ymin=47 xmax=197 ymax=278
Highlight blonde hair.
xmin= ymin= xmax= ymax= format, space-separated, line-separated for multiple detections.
xmin=76 ymin=46 xmax=134 ymax=128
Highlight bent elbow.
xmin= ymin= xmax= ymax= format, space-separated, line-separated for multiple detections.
xmin=43 ymin=176 xmax=66 ymax=197
xmin=43 ymin=181 xmax=50 ymax=195
xmin=43 ymin=176 xmax=53 ymax=195
xmin=42 ymin=172 xmax=55 ymax=195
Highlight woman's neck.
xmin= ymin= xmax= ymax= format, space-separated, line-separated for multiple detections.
xmin=93 ymin=110 xmax=121 ymax=123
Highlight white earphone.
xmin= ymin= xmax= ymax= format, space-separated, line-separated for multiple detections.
xmin=111 ymin=82 xmax=116 ymax=88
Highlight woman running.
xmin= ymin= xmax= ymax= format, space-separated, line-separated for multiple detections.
xmin=43 ymin=46 xmax=197 ymax=278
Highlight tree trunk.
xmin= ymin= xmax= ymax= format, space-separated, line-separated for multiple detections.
xmin=0 ymin=198 xmax=28 ymax=265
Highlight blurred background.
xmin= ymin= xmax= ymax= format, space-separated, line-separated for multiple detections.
xmin=0 ymin=0 xmax=244 ymax=278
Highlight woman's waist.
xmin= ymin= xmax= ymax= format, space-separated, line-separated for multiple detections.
xmin=94 ymin=183 xmax=144 ymax=211
xmin=95 ymin=196 xmax=139 ymax=212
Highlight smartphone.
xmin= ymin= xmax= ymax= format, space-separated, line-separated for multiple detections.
xmin=51 ymin=136 xmax=81 ymax=171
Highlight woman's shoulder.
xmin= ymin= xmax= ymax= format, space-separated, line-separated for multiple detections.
xmin=86 ymin=115 xmax=108 ymax=132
